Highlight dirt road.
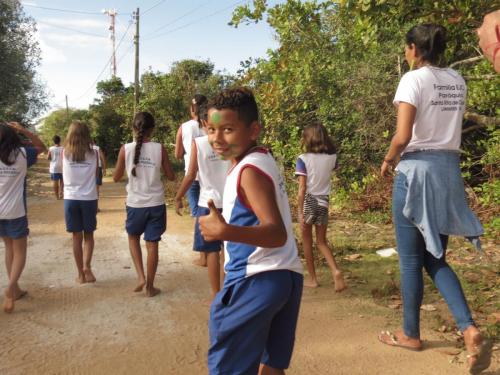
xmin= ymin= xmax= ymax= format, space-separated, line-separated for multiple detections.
xmin=0 ymin=161 xmax=497 ymax=374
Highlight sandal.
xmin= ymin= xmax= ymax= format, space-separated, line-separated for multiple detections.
xmin=467 ymin=339 xmax=492 ymax=375
xmin=378 ymin=330 xmax=422 ymax=351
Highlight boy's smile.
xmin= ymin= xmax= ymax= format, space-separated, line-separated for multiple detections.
xmin=207 ymin=108 xmax=260 ymax=162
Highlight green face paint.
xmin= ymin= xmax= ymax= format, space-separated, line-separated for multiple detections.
xmin=211 ymin=111 xmax=222 ymax=126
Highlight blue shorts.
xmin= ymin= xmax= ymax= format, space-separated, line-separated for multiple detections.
xmin=96 ymin=167 xmax=103 ymax=186
xmin=0 ymin=216 xmax=29 ymax=239
xmin=186 ymin=180 xmax=200 ymax=217
xmin=50 ymin=173 xmax=63 ymax=181
xmin=208 ymin=270 xmax=303 ymax=374
xmin=64 ymin=199 xmax=98 ymax=233
xmin=125 ymin=204 xmax=166 ymax=242
xmin=194 ymin=206 xmax=222 ymax=252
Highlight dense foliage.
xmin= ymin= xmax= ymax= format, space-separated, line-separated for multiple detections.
xmin=0 ymin=0 xmax=47 ymax=123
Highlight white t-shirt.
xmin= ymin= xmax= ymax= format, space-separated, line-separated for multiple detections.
xmin=394 ymin=66 xmax=466 ymax=153
xmin=222 ymin=148 xmax=303 ymax=287
xmin=49 ymin=145 xmax=63 ymax=173
xmin=93 ymin=145 xmax=102 ymax=167
xmin=195 ymin=136 xmax=230 ymax=208
xmin=181 ymin=119 xmax=205 ymax=173
xmin=63 ymin=149 xmax=98 ymax=201
xmin=124 ymin=142 xmax=164 ymax=208
xmin=0 ymin=148 xmax=37 ymax=219
xmin=295 ymin=153 xmax=337 ymax=196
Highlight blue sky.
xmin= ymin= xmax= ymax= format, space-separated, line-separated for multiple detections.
xmin=21 ymin=0 xmax=282 ymax=115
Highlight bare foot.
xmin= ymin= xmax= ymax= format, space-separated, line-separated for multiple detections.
xmin=378 ymin=330 xmax=422 ymax=351
xmin=464 ymin=327 xmax=492 ymax=374
xmin=304 ymin=277 xmax=319 ymax=288
xmin=76 ymin=275 xmax=86 ymax=284
xmin=334 ymin=272 xmax=347 ymax=292
xmin=192 ymin=258 xmax=207 ymax=267
xmin=146 ymin=287 xmax=161 ymax=297
xmin=83 ymin=269 xmax=96 ymax=283
xmin=3 ymin=290 xmax=15 ymax=314
xmin=14 ymin=288 xmax=28 ymax=300
xmin=133 ymin=280 xmax=146 ymax=292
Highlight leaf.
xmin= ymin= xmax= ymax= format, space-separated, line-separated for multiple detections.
xmin=421 ymin=304 xmax=437 ymax=312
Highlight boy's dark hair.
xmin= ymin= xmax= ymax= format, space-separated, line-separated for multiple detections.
xmin=406 ymin=23 xmax=447 ymax=66
xmin=53 ymin=135 xmax=61 ymax=144
xmin=131 ymin=111 xmax=155 ymax=177
xmin=301 ymin=121 xmax=336 ymax=155
xmin=208 ymin=87 xmax=259 ymax=126
xmin=0 ymin=122 xmax=23 ymax=165
xmin=191 ymin=94 xmax=208 ymax=128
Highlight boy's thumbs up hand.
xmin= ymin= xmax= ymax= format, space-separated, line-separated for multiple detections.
xmin=199 ymin=200 xmax=226 ymax=241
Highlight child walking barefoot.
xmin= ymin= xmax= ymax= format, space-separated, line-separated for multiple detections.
xmin=0 ymin=122 xmax=46 ymax=313
xmin=175 ymin=102 xmax=230 ymax=301
xmin=47 ymin=135 xmax=64 ymax=199
xmin=296 ymin=122 xmax=346 ymax=291
xmin=113 ymin=112 xmax=175 ymax=297
xmin=63 ymin=121 xmax=99 ymax=284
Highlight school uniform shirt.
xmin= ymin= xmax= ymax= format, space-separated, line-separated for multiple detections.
xmin=222 ymin=148 xmax=303 ymax=287
xmin=181 ymin=119 xmax=205 ymax=174
xmin=93 ymin=145 xmax=102 ymax=167
xmin=295 ymin=153 xmax=337 ymax=196
xmin=48 ymin=145 xmax=63 ymax=173
xmin=62 ymin=149 xmax=98 ymax=201
xmin=394 ymin=66 xmax=466 ymax=153
xmin=195 ymin=135 xmax=231 ymax=209
xmin=124 ymin=141 xmax=164 ymax=208
xmin=0 ymin=148 xmax=37 ymax=219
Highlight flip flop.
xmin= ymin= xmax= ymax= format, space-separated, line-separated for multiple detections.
xmin=378 ymin=330 xmax=422 ymax=351
xmin=468 ymin=339 xmax=493 ymax=375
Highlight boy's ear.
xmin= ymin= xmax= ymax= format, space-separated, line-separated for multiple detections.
xmin=250 ymin=121 xmax=261 ymax=141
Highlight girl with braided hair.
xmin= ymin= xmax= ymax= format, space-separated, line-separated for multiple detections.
xmin=114 ymin=112 xmax=175 ymax=297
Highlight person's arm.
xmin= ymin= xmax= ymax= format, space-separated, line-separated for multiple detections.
xmin=47 ymin=149 xmax=52 ymax=161
xmin=8 ymin=122 xmax=47 ymax=154
xmin=113 ymin=146 xmax=126 ymax=182
xmin=174 ymin=127 xmax=184 ymax=160
xmin=161 ymin=145 xmax=175 ymax=181
xmin=297 ymin=175 xmax=307 ymax=230
xmin=199 ymin=166 xmax=287 ymax=248
xmin=99 ymin=149 xmax=107 ymax=176
xmin=380 ymin=102 xmax=416 ymax=177
xmin=174 ymin=141 xmax=198 ymax=215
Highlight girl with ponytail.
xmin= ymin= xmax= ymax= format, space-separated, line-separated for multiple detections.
xmin=379 ymin=24 xmax=492 ymax=374
xmin=113 ymin=112 xmax=175 ymax=297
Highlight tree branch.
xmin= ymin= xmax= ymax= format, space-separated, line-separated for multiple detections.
xmin=449 ymin=56 xmax=484 ymax=68
xmin=462 ymin=112 xmax=500 ymax=133
xmin=463 ymin=74 xmax=498 ymax=81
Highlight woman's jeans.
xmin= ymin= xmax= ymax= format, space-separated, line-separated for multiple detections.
xmin=393 ymin=172 xmax=474 ymax=338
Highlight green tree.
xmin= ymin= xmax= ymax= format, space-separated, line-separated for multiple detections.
xmin=0 ymin=0 xmax=48 ymax=123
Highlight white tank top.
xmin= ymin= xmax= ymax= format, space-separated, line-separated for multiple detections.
xmin=49 ymin=146 xmax=63 ymax=173
xmin=63 ymin=149 xmax=98 ymax=201
xmin=181 ymin=119 xmax=205 ymax=174
xmin=0 ymin=148 xmax=28 ymax=219
xmin=124 ymin=142 xmax=164 ymax=208
xmin=195 ymin=136 xmax=230 ymax=208
xmin=222 ymin=148 xmax=303 ymax=287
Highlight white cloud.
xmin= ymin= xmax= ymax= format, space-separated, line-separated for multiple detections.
xmin=21 ymin=1 xmax=37 ymax=6
xmin=38 ymin=38 xmax=68 ymax=63
xmin=40 ymin=17 xmax=108 ymax=30
xmin=43 ymin=32 xmax=109 ymax=47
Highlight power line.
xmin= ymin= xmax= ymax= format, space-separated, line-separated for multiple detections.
xmin=143 ymin=0 xmax=213 ymax=38
xmin=144 ymin=0 xmax=245 ymax=41
xmin=70 ymin=21 xmax=134 ymax=103
xmin=23 ymin=4 xmax=133 ymax=16
xmin=37 ymin=20 xmax=108 ymax=38
xmin=143 ymin=0 xmax=168 ymax=16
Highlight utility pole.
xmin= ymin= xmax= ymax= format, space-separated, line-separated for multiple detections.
xmin=133 ymin=7 xmax=140 ymax=114
xmin=103 ymin=8 xmax=117 ymax=77
xmin=65 ymin=95 xmax=69 ymax=123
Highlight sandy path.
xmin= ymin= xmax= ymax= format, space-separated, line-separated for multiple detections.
xmin=0 ymin=164 xmax=498 ymax=374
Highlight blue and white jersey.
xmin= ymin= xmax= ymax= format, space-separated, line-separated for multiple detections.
xmin=222 ymin=148 xmax=303 ymax=287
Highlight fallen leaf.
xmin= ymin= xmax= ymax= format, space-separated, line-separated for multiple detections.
xmin=438 ymin=325 xmax=448 ymax=333
xmin=436 ymin=348 xmax=462 ymax=356
xmin=388 ymin=303 xmax=401 ymax=309
xmin=421 ymin=304 xmax=437 ymax=312
xmin=487 ymin=312 xmax=500 ymax=324
xmin=123 ymin=266 xmax=131 ymax=269
xmin=344 ymin=254 xmax=362 ymax=261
